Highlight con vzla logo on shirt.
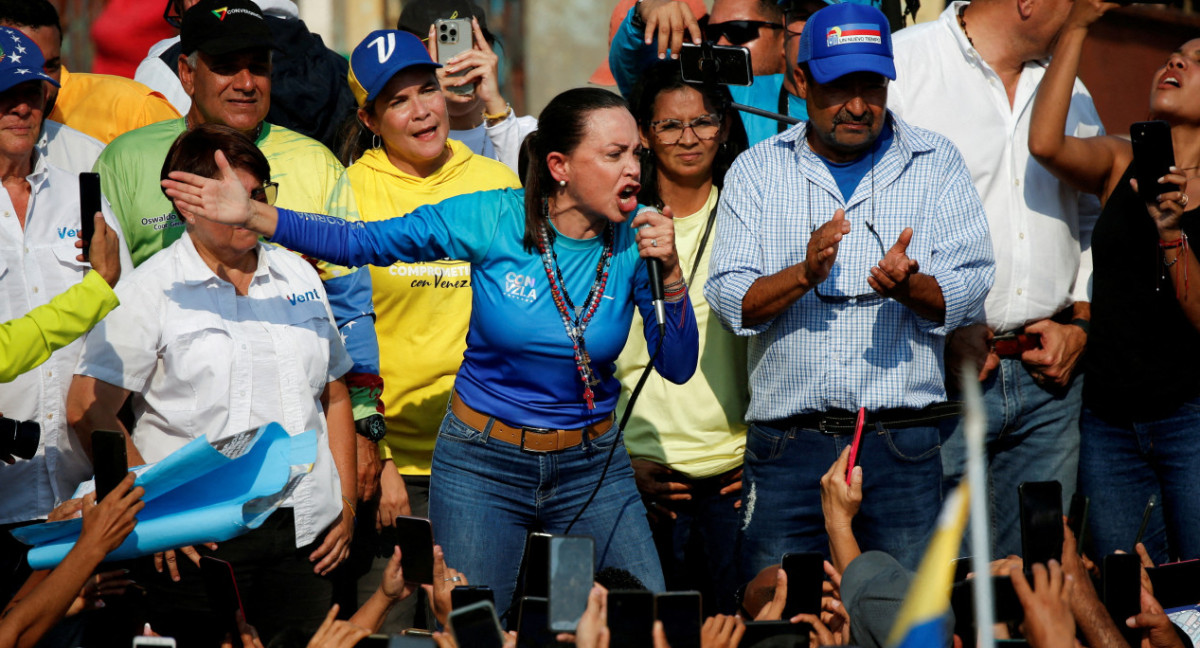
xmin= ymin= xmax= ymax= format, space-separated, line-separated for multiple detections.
xmin=505 ymin=272 xmax=538 ymax=303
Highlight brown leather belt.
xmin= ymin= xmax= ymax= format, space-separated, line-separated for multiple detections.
xmin=450 ymin=393 xmax=613 ymax=453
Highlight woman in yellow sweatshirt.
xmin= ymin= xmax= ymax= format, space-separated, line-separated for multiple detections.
xmin=343 ymin=30 xmax=519 ymax=555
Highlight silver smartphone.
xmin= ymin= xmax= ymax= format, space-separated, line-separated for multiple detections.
xmin=435 ymin=18 xmax=474 ymax=95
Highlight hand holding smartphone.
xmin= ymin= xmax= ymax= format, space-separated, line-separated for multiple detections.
xmin=547 ymin=535 xmax=594 ymax=633
xmin=656 ymin=591 xmax=702 ymax=648
xmin=781 ymin=552 xmax=823 ymax=619
xmin=449 ymin=600 xmax=504 ymax=648
xmin=384 ymin=516 xmax=435 ymax=584
xmin=1131 ymin=120 xmax=1180 ymax=205
xmin=1018 ymin=481 xmax=1063 ymax=574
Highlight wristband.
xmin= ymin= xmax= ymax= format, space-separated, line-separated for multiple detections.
xmin=1068 ymin=318 xmax=1091 ymax=336
xmin=483 ymin=103 xmax=511 ymax=124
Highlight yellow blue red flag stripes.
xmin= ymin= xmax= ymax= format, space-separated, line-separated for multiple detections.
xmin=885 ymin=483 xmax=970 ymax=648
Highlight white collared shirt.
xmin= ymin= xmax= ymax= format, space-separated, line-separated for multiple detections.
xmin=889 ymin=3 xmax=1105 ymax=332
xmin=38 ymin=120 xmax=106 ymax=177
xmin=0 ymin=153 xmax=133 ymax=524
xmin=76 ymin=232 xmax=352 ymax=546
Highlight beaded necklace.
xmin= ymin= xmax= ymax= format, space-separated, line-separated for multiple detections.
xmin=535 ymin=216 xmax=615 ymax=410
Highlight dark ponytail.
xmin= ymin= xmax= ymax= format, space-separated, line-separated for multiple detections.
xmin=522 ymin=87 xmax=630 ymax=252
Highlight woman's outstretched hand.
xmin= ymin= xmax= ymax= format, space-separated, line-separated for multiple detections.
xmin=161 ymin=150 xmax=279 ymax=237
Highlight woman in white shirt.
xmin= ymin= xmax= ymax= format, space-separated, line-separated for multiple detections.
xmin=66 ymin=123 xmax=356 ymax=648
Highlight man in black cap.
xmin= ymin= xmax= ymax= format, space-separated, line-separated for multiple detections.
xmin=93 ymin=0 xmax=387 ymax=602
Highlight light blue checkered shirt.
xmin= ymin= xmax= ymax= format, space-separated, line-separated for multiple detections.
xmin=705 ymin=113 xmax=994 ymax=422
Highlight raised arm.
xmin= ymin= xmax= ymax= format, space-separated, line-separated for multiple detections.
xmin=1028 ymin=0 xmax=1126 ymax=199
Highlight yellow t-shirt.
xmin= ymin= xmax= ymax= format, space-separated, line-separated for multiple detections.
xmin=616 ymin=186 xmax=749 ymax=478
xmin=50 ymin=67 xmax=180 ymax=144
xmin=348 ymin=141 xmax=520 ymax=474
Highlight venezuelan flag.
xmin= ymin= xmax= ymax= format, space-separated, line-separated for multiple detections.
xmin=885 ymin=483 xmax=970 ymax=648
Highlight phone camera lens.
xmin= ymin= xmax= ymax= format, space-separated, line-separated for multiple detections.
xmin=440 ymin=34 xmax=448 ymax=42
xmin=449 ymin=28 xmax=457 ymax=37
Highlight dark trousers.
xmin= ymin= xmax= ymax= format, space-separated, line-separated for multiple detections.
xmin=648 ymin=466 xmax=743 ymax=616
xmin=135 ymin=508 xmax=332 ymax=648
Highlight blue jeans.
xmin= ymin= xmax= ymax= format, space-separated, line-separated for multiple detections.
xmin=740 ymin=417 xmax=953 ymax=577
xmin=429 ymin=409 xmax=664 ymax=621
xmin=649 ymin=468 xmax=742 ymax=616
xmin=1079 ymin=398 xmax=1200 ymax=564
xmin=942 ymin=358 xmax=1082 ymax=559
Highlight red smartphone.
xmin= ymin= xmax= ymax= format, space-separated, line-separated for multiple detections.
xmin=846 ymin=407 xmax=865 ymax=484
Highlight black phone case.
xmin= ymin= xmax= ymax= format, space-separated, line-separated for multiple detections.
xmin=608 ymin=590 xmax=655 ymax=648
xmin=393 ymin=516 xmax=434 ymax=584
xmin=1018 ymin=480 xmax=1063 ymax=573
xmin=656 ymin=591 xmax=702 ymax=648
xmin=1131 ymin=120 xmax=1180 ymax=204
xmin=781 ymin=552 xmax=824 ymax=619
xmin=92 ymin=429 xmax=127 ymax=502
xmin=79 ymin=172 xmax=101 ymax=262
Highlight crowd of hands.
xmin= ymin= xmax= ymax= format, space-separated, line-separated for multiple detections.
xmin=0 ymin=447 xmax=1193 ymax=648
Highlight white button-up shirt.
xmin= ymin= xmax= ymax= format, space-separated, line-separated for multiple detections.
xmin=75 ymin=232 xmax=352 ymax=546
xmin=889 ymin=3 xmax=1105 ymax=332
xmin=0 ymin=153 xmax=133 ymax=524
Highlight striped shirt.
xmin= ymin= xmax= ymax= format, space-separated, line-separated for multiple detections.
xmin=705 ymin=113 xmax=994 ymax=422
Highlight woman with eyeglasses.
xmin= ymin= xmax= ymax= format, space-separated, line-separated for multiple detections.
xmin=609 ymin=0 xmax=807 ymax=146
xmin=614 ymin=61 xmax=750 ymax=615
xmin=67 ymin=124 xmax=357 ymax=647
xmin=162 ymin=87 xmax=699 ymax=619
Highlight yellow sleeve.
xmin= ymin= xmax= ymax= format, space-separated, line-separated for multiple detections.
xmin=0 ymin=271 xmax=119 ymax=383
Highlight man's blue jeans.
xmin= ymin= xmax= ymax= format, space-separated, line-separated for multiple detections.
xmin=429 ymin=409 xmax=665 ymax=621
xmin=1079 ymin=398 xmax=1200 ymax=564
xmin=739 ymin=417 xmax=953 ymax=577
xmin=942 ymin=358 xmax=1083 ymax=559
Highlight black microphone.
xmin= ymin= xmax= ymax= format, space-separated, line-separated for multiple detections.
xmin=637 ymin=207 xmax=667 ymax=330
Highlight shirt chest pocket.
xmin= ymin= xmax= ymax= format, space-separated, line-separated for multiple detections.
xmin=154 ymin=318 xmax=235 ymax=413
xmin=279 ymin=300 xmax=334 ymax=395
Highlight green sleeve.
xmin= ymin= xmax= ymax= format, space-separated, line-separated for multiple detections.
xmin=0 ymin=271 xmax=119 ymax=383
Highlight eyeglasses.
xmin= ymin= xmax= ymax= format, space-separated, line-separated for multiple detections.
xmin=250 ymin=181 xmax=278 ymax=206
xmin=163 ymin=0 xmax=182 ymax=29
xmin=810 ymin=218 xmax=888 ymax=304
xmin=704 ymin=20 xmax=784 ymax=45
xmin=649 ymin=114 xmax=723 ymax=144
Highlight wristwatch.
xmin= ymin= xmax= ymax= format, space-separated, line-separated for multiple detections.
xmin=632 ymin=0 xmax=647 ymax=30
xmin=355 ymin=414 xmax=387 ymax=442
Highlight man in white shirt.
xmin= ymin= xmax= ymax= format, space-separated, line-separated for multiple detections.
xmin=888 ymin=0 xmax=1103 ymax=559
xmin=0 ymin=26 xmax=131 ymax=603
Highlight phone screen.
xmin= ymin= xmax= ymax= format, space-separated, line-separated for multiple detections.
xmin=655 ymin=591 xmax=701 ymax=648
xmin=547 ymin=536 xmax=594 ymax=633
xmin=518 ymin=532 xmax=552 ymax=599
xmin=1131 ymin=120 xmax=1180 ymax=204
xmin=92 ymin=429 xmax=127 ymax=502
xmin=1104 ymin=553 xmax=1143 ymax=647
xmin=451 ymin=586 xmax=494 ymax=611
xmin=1067 ymin=493 xmax=1089 ymax=554
xmin=607 ymin=590 xmax=654 ymax=648
xmin=393 ymin=516 xmax=434 ymax=584
xmin=1018 ymin=481 xmax=1063 ymax=574
xmin=781 ymin=552 xmax=823 ymax=619
xmin=449 ymin=600 xmax=504 ymax=648
xmin=387 ymin=636 xmax=434 ymax=648
xmin=515 ymin=597 xmax=551 ymax=648
xmin=79 ymin=172 xmax=101 ymax=262
xmin=199 ymin=557 xmax=244 ymax=641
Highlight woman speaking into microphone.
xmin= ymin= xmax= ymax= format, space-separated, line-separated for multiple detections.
xmin=164 ymin=88 xmax=698 ymax=615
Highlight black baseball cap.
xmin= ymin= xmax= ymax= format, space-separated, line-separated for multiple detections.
xmin=396 ymin=0 xmax=492 ymax=41
xmin=180 ymin=0 xmax=273 ymax=56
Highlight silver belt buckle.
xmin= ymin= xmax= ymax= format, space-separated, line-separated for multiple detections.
xmin=520 ymin=426 xmax=556 ymax=453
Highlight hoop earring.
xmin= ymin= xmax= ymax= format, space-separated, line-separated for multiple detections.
xmin=372 ymin=133 xmax=382 ymax=149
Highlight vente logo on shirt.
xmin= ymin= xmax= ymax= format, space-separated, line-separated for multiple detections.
xmin=287 ymin=288 xmax=322 ymax=305
xmin=505 ymin=272 xmax=538 ymax=303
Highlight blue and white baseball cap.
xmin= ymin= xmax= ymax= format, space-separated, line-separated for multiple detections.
xmin=348 ymin=30 xmax=442 ymax=107
xmin=0 ymin=27 xmax=58 ymax=95
xmin=796 ymin=3 xmax=895 ymax=85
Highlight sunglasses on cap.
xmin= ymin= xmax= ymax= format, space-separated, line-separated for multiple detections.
xmin=704 ymin=20 xmax=784 ymax=45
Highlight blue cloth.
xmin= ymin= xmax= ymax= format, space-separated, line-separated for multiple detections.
xmin=429 ymin=408 xmax=665 ymax=621
xmin=607 ymin=8 xmax=804 ymax=147
xmin=704 ymin=114 xmax=994 ymax=421
xmin=1079 ymin=398 xmax=1200 ymax=564
xmin=741 ymin=418 xmax=954 ymax=576
xmin=450 ymin=125 xmax=496 ymax=161
xmin=941 ymin=358 xmax=1082 ymax=560
xmin=270 ymin=189 xmax=699 ymax=429
xmin=820 ymin=121 xmax=894 ymax=201
xmin=321 ymin=270 xmax=381 ymax=376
